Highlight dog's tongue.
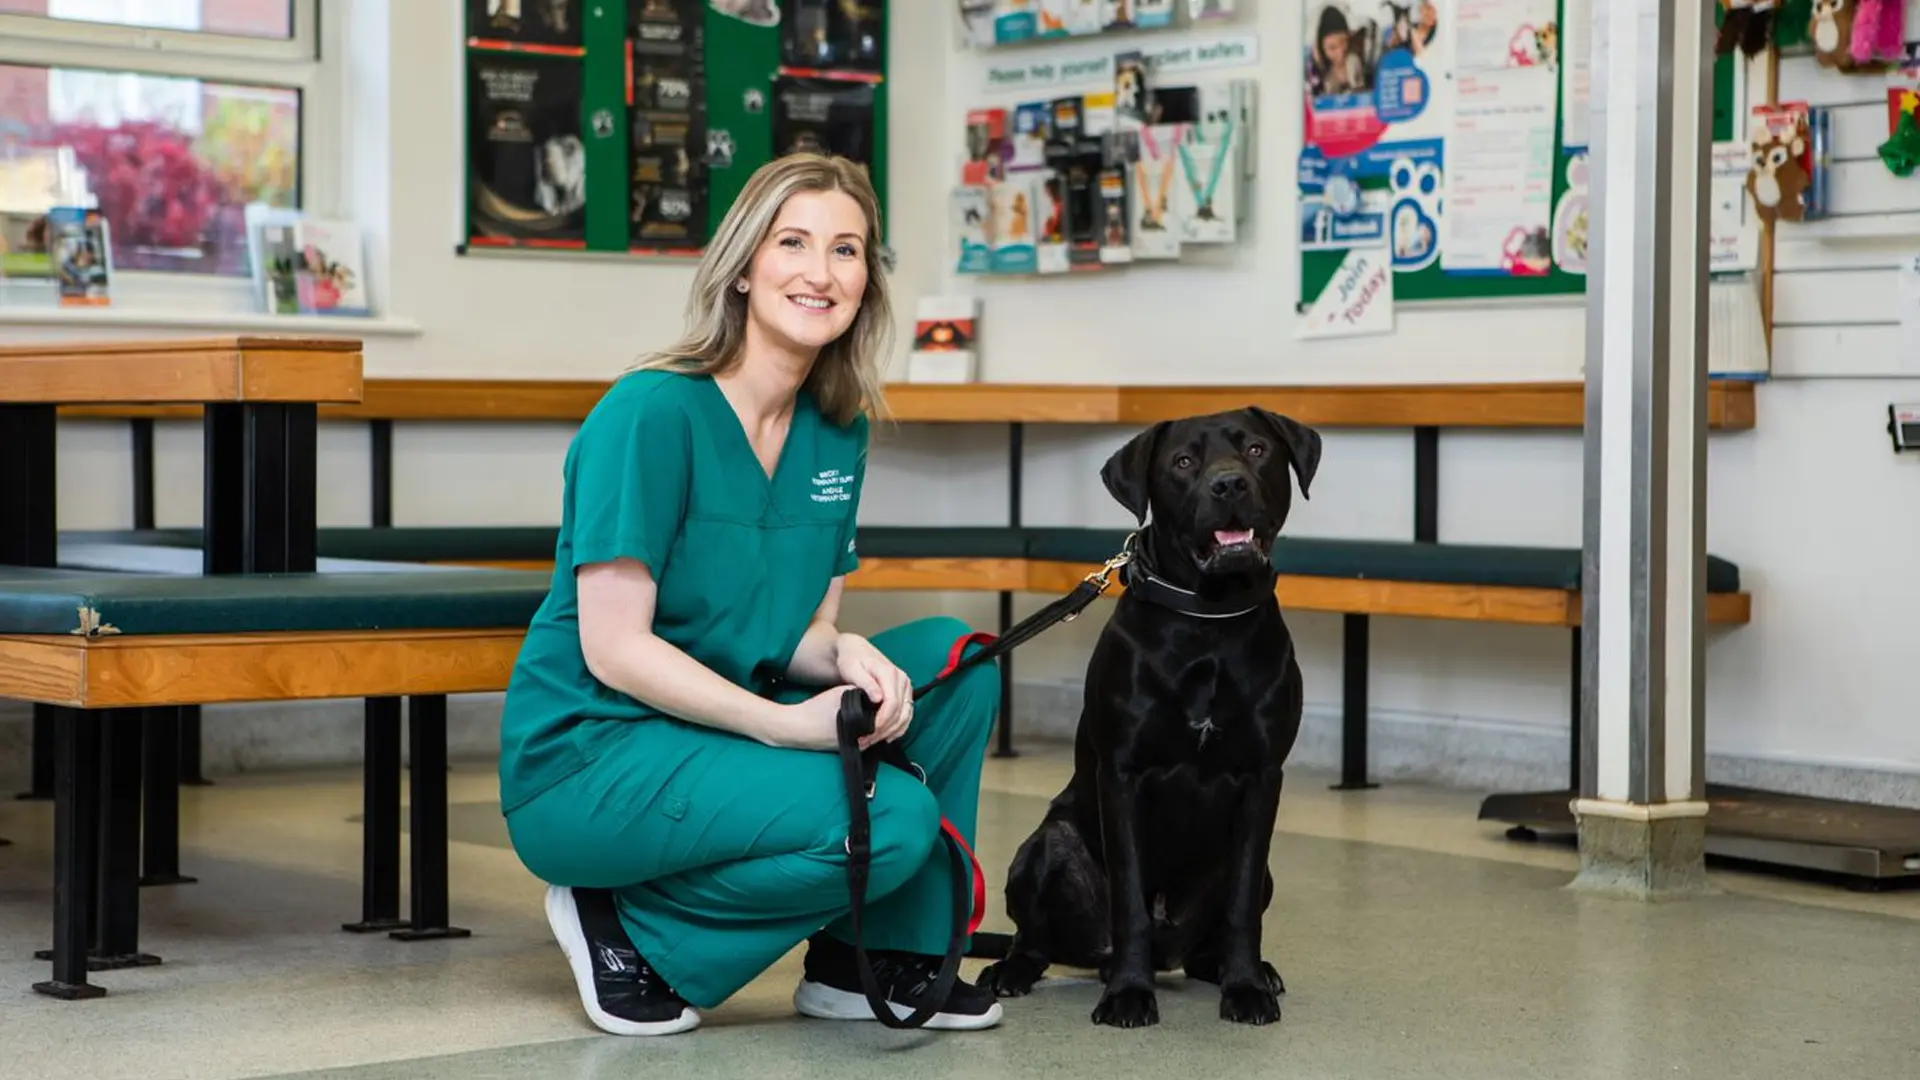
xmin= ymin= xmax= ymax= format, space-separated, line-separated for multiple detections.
xmin=1214 ymin=529 xmax=1254 ymax=546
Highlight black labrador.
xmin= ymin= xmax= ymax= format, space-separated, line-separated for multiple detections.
xmin=974 ymin=406 xmax=1320 ymax=1028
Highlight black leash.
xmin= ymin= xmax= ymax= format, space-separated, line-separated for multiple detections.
xmin=832 ymin=539 xmax=1134 ymax=1028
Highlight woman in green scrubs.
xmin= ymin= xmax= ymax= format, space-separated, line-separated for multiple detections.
xmin=498 ymin=153 xmax=1003 ymax=1037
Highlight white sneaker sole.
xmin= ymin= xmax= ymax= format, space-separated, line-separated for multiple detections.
xmin=792 ymin=978 xmax=1004 ymax=1031
xmin=545 ymin=885 xmax=700 ymax=1037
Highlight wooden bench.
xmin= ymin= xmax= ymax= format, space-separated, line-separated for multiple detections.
xmin=0 ymin=563 xmax=548 ymax=1001
xmin=56 ymin=523 xmax=1754 ymax=800
xmin=53 ymin=376 xmax=1759 ymax=773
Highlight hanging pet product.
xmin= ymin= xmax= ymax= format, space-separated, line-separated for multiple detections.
xmin=1879 ymin=88 xmax=1920 ymax=177
xmin=1746 ymin=102 xmax=1829 ymax=225
xmin=1715 ymin=0 xmax=1776 ymax=58
xmin=1850 ymin=0 xmax=1905 ymax=64
xmin=1773 ymin=0 xmax=1816 ymax=48
xmin=1812 ymin=0 xmax=1887 ymax=71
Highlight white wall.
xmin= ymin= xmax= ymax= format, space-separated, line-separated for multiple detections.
xmin=15 ymin=4 xmax=1920 ymax=791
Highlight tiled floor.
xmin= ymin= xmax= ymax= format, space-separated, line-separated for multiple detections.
xmin=2 ymin=746 xmax=1917 ymax=1080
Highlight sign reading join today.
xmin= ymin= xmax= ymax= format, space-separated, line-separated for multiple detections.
xmin=982 ymin=30 xmax=1259 ymax=93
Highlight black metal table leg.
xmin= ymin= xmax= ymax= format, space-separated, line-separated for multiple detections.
xmin=995 ymin=421 xmax=1023 ymax=759
xmin=140 ymin=707 xmax=196 ymax=886
xmin=34 ymin=708 xmax=106 ymax=1000
xmin=345 ymin=697 xmax=410 ymax=933
xmin=93 ymin=710 xmax=159 ymax=968
xmin=178 ymin=706 xmax=211 ymax=786
xmin=1332 ymin=614 xmax=1378 ymax=791
xmin=18 ymin=707 xmax=55 ymax=800
xmin=3 ymin=403 xmax=61 ymax=803
xmin=391 ymin=695 xmax=469 ymax=941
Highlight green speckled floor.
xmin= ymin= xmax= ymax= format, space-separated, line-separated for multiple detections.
xmin=3 ymin=748 xmax=1917 ymax=1080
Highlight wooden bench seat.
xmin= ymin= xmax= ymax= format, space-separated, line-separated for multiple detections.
xmin=0 ymin=564 xmax=547 ymax=1001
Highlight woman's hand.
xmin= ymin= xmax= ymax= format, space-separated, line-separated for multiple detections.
xmin=834 ymin=632 xmax=914 ymax=746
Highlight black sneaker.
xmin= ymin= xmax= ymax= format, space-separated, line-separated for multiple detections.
xmin=792 ymin=933 xmax=1004 ymax=1030
xmin=545 ymin=885 xmax=700 ymax=1036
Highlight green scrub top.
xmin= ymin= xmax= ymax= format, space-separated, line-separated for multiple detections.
xmin=497 ymin=367 xmax=868 ymax=816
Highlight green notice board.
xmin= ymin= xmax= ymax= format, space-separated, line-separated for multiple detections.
xmin=461 ymin=0 xmax=889 ymax=259
xmin=1298 ymin=1 xmax=1736 ymax=309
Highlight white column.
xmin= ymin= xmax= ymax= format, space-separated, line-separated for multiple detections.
xmin=1574 ymin=0 xmax=1713 ymax=895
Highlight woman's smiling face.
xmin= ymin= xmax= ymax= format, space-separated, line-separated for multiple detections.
xmin=741 ymin=189 xmax=870 ymax=356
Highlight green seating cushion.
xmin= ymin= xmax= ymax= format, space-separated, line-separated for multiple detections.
xmin=852 ymin=526 xmax=1032 ymax=560
xmin=57 ymin=542 xmax=469 ymax=576
xmin=1022 ymin=528 xmax=1741 ymax=594
xmin=62 ymin=527 xmax=562 ymax=563
xmin=0 ymin=567 xmax=552 ymax=636
xmin=61 ymin=525 xmax=1035 ymax=563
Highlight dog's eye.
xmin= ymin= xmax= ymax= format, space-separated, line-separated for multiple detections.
xmin=1247 ymin=443 xmax=1266 ymax=457
xmin=1175 ymin=454 xmax=1194 ymax=470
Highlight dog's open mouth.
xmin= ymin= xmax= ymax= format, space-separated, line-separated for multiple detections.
xmin=1207 ymin=529 xmax=1265 ymax=561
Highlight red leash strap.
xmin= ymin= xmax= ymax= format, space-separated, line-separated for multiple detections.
xmin=941 ymin=817 xmax=989 ymax=935
xmin=936 ymin=630 xmax=999 ymax=682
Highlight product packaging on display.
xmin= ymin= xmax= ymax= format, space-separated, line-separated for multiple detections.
xmin=908 ymin=295 xmax=982 ymax=383
xmin=952 ymin=54 xmax=1255 ymax=277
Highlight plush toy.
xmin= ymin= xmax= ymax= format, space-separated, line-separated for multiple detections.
xmin=1851 ymin=0 xmax=1905 ymax=64
xmin=1748 ymin=109 xmax=1813 ymax=225
xmin=1716 ymin=0 xmax=1777 ymax=57
xmin=1879 ymin=110 xmax=1920 ymax=176
xmin=1811 ymin=0 xmax=1885 ymax=70
xmin=1775 ymin=0 xmax=1816 ymax=48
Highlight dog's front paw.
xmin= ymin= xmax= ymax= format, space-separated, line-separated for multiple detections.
xmin=1092 ymin=984 xmax=1159 ymax=1028
xmin=976 ymin=957 xmax=1043 ymax=998
xmin=1219 ymin=982 xmax=1281 ymax=1026
xmin=1258 ymin=960 xmax=1286 ymax=995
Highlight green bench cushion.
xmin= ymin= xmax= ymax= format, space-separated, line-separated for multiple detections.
xmin=63 ymin=527 xmax=562 ymax=563
xmin=1023 ymin=528 xmax=1742 ymax=594
xmin=62 ymin=525 xmax=1034 ymax=563
xmin=853 ymin=526 xmax=1032 ymax=560
xmin=57 ymin=525 xmax=1744 ymax=594
xmin=0 ymin=567 xmax=552 ymax=636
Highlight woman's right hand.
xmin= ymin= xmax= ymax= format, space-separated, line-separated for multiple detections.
xmin=769 ymin=685 xmax=860 ymax=752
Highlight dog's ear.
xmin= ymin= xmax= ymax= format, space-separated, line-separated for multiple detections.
xmin=1100 ymin=421 xmax=1168 ymax=524
xmin=1246 ymin=407 xmax=1322 ymax=499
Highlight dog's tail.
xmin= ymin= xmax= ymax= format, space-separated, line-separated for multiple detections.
xmin=966 ymin=931 xmax=1014 ymax=960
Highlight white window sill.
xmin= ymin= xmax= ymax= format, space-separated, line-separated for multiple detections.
xmin=0 ymin=305 xmax=422 ymax=337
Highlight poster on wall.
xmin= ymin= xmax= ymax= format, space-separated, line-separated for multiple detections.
xmin=631 ymin=0 xmax=711 ymax=249
xmin=782 ymin=0 xmax=884 ymax=72
xmin=467 ymin=54 xmax=588 ymax=246
xmin=1298 ymin=0 xmax=1449 ymax=275
xmin=709 ymin=0 xmax=781 ymax=27
xmin=468 ymin=0 xmax=585 ymax=49
xmin=1437 ymin=0 xmax=1559 ymax=276
xmin=772 ymin=75 xmax=877 ymax=169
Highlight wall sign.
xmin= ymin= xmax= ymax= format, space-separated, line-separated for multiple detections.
xmin=981 ymin=30 xmax=1259 ymax=94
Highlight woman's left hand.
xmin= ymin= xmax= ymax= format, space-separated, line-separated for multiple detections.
xmin=836 ymin=633 xmax=914 ymax=747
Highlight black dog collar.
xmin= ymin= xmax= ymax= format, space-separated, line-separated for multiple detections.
xmin=1119 ymin=551 xmax=1275 ymax=619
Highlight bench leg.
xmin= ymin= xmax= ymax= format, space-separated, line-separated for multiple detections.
xmin=16 ymin=706 xmax=56 ymax=800
xmin=345 ymin=697 xmax=410 ymax=933
xmin=1332 ymin=614 xmax=1379 ymax=791
xmin=140 ymin=707 xmax=197 ymax=887
xmin=94 ymin=710 xmax=160 ymax=968
xmin=34 ymin=708 xmax=106 ymax=1000
xmin=390 ymin=695 xmax=469 ymax=942
xmin=178 ymin=706 xmax=212 ymax=786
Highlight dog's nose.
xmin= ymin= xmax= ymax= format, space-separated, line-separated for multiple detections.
xmin=1210 ymin=473 xmax=1250 ymax=500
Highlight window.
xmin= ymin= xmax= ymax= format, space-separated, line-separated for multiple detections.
xmin=0 ymin=0 xmax=322 ymax=279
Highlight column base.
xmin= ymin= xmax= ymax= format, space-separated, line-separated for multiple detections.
xmin=1568 ymin=798 xmax=1713 ymax=901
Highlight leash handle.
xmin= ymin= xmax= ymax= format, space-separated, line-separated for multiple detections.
xmin=828 ymin=541 xmax=1129 ymax=1030
xmin=836 ymin=689 xmax=968 ymax=1029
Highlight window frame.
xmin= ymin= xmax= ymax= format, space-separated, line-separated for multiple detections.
xmin=0 ymin=0 xmax=343 ymax=309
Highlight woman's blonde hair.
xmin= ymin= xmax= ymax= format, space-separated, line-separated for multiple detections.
xmin=630 ymin=153 xmax=892 ymax=426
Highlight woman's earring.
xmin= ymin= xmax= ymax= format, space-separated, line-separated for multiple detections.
xmin=735 ymin=280 xmax=749 ymax=293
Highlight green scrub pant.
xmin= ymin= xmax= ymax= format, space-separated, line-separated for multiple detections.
xmin=505 ymin=615 xmax=1000 ymax=1009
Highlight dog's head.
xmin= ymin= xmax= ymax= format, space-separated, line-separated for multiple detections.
xmin=1100 ymin=407 xmax=1322 ymax=577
